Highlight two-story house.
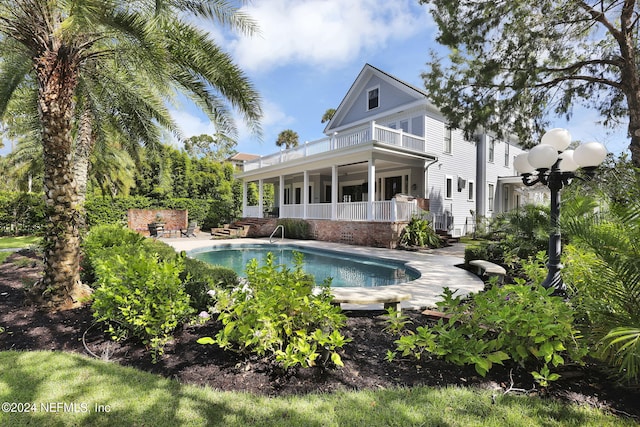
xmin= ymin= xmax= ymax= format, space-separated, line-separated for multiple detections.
xmin=236 ymin=64 xmax=540 ymax=247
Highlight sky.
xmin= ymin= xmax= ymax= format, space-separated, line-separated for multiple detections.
xmin=0 ymin=0 xmax=630 ymax=158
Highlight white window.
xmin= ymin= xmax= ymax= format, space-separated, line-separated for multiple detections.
xmin=445 ymin=176 xmax=453 ymax=199
xmin=504 ymin=143 xmax=510 ymax=167
xmin=468 ymin=180 xmax=475 ymax=201
xmin=488 ymin=139 xmax=495 ymax=163
xmin=400 ymin=120 xmax=409 ymax=133
xmin=367 ymin=87 xmax=379 ymax=110
xmin=444 ymin=128 xmax=452 ymax=154
xmin=488 ymin=183 xmax=495 ymax=211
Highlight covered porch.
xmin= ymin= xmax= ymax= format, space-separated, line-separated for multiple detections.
xmin=238 ymin=123 xmax=437 ymax=223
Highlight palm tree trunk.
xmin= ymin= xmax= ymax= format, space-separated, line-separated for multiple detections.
xmin=73 ymin=107 xmax=94 ymax=230
xmin=31 ymin=49 xmax=90 ymax=309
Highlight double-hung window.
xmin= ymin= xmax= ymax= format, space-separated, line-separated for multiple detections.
xmin=367 ymin=87 xmax=379 ymax=110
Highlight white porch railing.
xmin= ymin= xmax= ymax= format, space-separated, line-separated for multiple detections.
xmin=337 ymin=201 xmax=368 ymax=221
xmin=281 ymin=204 xmax=304 ymax=219
xmin=242 ymin=121 xmax=427 ymax=172
xmin=244 ymin=205 xmax=261 ymax=218
xmin=306 ymin=203 xmax=332 ymax=219
xmin=244 ymin=199 xmax=422 ymax=222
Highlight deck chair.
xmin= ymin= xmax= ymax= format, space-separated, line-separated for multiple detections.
xmin=180 ymin=222 xmax=197 ymax=238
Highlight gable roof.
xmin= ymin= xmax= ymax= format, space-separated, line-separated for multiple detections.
xmin=323 ymin=63 xmax=435 ymax=134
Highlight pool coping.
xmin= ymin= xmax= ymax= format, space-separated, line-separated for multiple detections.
xmin=163 ymin=237 xmax=484 ymax=310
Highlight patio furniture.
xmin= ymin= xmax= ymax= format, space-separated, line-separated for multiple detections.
xmin=180 ymin=222 xmax=197 ymax=238
xmin=148 ymin=223 xmax=165 ymax=238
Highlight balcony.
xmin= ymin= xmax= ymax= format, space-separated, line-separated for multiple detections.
xmin=242 ymin=121 xmax=427 ymax=172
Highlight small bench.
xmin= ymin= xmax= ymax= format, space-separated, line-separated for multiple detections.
xmin=468 ymin=260 xmax=507 ymax=283
xmin=330 ymin=288 xmax=412 ymax=315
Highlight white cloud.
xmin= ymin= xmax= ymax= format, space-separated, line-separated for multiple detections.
xmin=229 ymin=0 xmax=426 ymax=72
xmin=170 ymin=109 xmax=218 ymax=139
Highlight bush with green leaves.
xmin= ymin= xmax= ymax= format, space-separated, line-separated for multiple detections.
xmin=81 ymin=224 xmax=148 ymax=283
xmin=198 ymin=252 xmax=350 ymax=368
xmin=400 ymin=216 xmax=442 ymax=248
xmin=469 ymin=204 xmax=550 ymax=278
xmin=181 ymin=257 xmax=238 ymax=311
xmin=91 ymin=249 xmax=194 ymax=362
xmin=276 ymin=218 xmax=311 ymax=240
xmin=386 ymin=283 xmax=586 ymax=386
xmin=0 ymin=191 xmax=46 ymax=235
xmin=563 ymin=202 xmax=640 ymax=383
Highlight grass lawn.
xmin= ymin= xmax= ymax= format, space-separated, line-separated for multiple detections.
xmin=0 ymin=235 xmax=41 ymax=250
xmin=0 ymin=351 xmax=633 ymax=427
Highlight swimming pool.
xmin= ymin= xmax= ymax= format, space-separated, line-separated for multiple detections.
xmin=190 ymin=244 xmax=420 ymax=288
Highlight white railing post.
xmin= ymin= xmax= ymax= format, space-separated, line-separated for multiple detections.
xmin=258 ymin=179 xmax=264 ymax=218
xmin=242 ymin=181 xmax=248 ymax=217
xmin=371 ymin=120 xmax=376 ymax=141
xmin=391 ymin=198 xmax=397 ymax=222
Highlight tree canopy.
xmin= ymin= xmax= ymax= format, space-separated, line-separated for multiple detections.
xmin=420 ymin=0 xmax=640 ymax=165
xmin=276 ymin=129 xmax=300 ymax=149
xmin=0 ymin=0 xmax=262 ymax=309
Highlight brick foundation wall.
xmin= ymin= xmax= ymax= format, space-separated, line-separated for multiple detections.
xmin=238 ymin=218 xmax=406 ymax=248
xmin=307 ymin=220 xmax=404 ymax=248
xmin=128 ymin=209 xmax=189 ymax=236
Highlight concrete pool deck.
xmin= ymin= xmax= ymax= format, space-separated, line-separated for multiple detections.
xmin=162 ymin=234 xmax=484 ymax=311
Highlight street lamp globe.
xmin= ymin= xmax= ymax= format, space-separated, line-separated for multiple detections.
xmin=514 ymin=152 xmax=535 ymax=174
xmin=558 ymin=150 xmax=579 ymax=172
xmin=573 ymin=141 xmax=608 ymax=168
xmin=527 ymin=144 xmax=558 ymax=169
xmin=541 ymin=128 xmax=572 ymax=151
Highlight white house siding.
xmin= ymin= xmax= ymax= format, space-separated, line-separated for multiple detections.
xmin=424 ymin=116 xmax=477 ymax=236
xmin=483 ymin=137 xmax=526 ymax=218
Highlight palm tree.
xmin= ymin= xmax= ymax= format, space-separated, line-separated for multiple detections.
xmin=276 ymin=129 xmax=300 ymax=150
xmin=563 ymin=200 xmax=640 ymax=382
xmin=0 ymin=1 xmax=262 ymax=309
xmin=321 ymin=108 xmax=336 ymax=123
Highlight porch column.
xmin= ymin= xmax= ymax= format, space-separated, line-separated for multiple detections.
xmin=303 ymin=170 xmax=309 ymax=219
xmin=242 ymin=180 xmax=248 ymax=217
xmin=279 ymin=175 xmax=285 ymax=218
xmin=367 ymin=158 xmax=375 ymax=220
xmin=331 ymin=165 xmax=338 ymax=220
xmin=258 ymin=179 xmax=264 ymax=219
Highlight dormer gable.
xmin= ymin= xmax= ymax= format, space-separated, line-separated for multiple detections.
xmin=324 ymin=64 xmax=430 ymax=134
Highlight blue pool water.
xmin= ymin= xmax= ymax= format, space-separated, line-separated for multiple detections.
xmin=191 ymin=244 xmax=419 ymax=288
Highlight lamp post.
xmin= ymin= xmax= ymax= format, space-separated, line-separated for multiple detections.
xmin=513 ymin=128 xmax=607 ymax=294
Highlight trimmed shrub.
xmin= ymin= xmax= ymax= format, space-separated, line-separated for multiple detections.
xmin=92 ymin=249 xmax=193 ymax=362
xmin=277 ymin=218 xmax=311 ymax=240
xmin=198 ymin=252 xmax=350 ymax=368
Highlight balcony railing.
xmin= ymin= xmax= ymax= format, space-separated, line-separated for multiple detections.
xmin=244 ymin=199 xmax=422 ymax=223
xmin=243 ymin=121 xmax=427 ymax=172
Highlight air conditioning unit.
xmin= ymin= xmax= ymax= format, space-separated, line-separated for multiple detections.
xmin=457 ymin=177 xmax=467 ymax=192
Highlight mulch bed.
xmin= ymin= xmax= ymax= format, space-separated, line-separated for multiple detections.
xmin=1 ymin=249 xmax=639 ymax=421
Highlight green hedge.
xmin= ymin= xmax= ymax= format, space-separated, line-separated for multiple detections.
xmin=0 ymin=191 xmax=45 ymax=235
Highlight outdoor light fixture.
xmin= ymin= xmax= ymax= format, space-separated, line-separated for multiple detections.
xmin=514 ymin=128 xmax=607 ymax=294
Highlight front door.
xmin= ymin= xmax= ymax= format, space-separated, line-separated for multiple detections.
xmin=384 ymin=176 xmax=402 ymax=200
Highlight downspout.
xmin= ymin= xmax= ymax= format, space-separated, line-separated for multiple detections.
xmin=423 ymin=157 xmax=439 ymax=199
xmin=476 ymin=134 xmax=487 ymax=219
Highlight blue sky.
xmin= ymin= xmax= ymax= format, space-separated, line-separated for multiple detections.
xmin=0 ymin=0 xmax=630 ymax=158
xmin=185 ymin=0 xmax=629 ymax=158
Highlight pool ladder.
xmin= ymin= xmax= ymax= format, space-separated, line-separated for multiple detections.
xmin=269 ymin=224 xmax=284 ymax=243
